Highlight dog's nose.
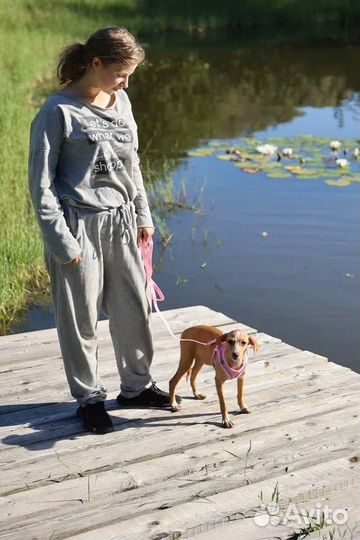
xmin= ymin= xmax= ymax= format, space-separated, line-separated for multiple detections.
xmin=232 ymin=352 xmax=239 ymax=359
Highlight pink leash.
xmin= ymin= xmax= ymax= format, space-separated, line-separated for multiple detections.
xmin=140 ymin=238 xmax=216 ymax=347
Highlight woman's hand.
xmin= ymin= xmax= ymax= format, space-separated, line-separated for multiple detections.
xmin=65 ymin=254 xmax=82 ymax=265
xmin=137 ymin=227 xmax=154 ymax=247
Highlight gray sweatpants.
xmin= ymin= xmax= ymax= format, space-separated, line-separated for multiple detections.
xmin=44 ymin=201 xmax=154 ymax=406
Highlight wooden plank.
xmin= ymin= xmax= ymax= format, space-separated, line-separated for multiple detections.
xmin=1 ymin=456 xmax=358 ymax=540
xmin=62 ymin=458 xmax=360 ymax=540
xmin=0 ymin=343 xmax=325 ymax=408
xmin=0 ymin=317 xmax=257 ymax=372
xmin=0 ymin=334 xmax=296 ymax=386
xmin=1 ymin=438 xmax=358 ymax=537
xmin=0 ymin=351 xmax=348 ymax=449
xmin=186 ymin=485 xmax=360 ymax=540
xmin=0 ymin=404 xmax=358 ymax=529
xmin=0 ymin=377 xmax=358 ymax=496
xmin=0 ymin=305 xmax=241 ymax=353
xmin=0 ymin=326 xmax=271 ymax=384
xmin=0 ymin=350 xmax=332 ymax=432
xmin=0 ymin=356 xmax=354 ymax=451
xmin=0 ymin=305 xmax=358 ymax=540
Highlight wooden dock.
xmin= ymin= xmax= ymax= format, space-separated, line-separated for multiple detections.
xmin=0 ymin=305 xmax=359 ymax=540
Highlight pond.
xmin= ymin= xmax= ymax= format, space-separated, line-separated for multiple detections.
xmin=13 ymin=32 xmax=360 ymax=372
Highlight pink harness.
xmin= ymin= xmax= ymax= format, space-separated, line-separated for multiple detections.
xmin=213 ymin=342 xmax=247 ymax=380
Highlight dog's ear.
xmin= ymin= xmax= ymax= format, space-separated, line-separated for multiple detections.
xmin=249 ymin=336 xmax=260 ymax=354
xmin=215 ymin=333 xmax=227 ymax=347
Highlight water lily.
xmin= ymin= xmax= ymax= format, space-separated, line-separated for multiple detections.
xmin=335 ymin=158 xmax=349 ymax=168
xmin=282 ymin=147 xmax=293 ymax=157
xmin=353 ymin=148 xmax=359 ymax=160
xmin=256 ymin=144 xmax=277 ymax=155
xmin=330 ymin=140 xmax=341 ymax=151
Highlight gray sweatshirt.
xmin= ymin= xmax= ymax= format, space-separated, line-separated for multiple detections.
xmin=28 ymin=88 xmax=154 ymax=264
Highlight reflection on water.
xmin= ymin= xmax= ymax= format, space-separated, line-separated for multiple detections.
xmin=130 ymin=36 xmax=359 ymax=166
xmin=13 ymin=36 xmax=360 ymax=372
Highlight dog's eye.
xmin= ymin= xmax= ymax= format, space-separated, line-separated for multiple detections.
xmin=241 ymin=340 xmax=247 ymax=346
xmin=227 ymin=339 xmax=235 ymax=346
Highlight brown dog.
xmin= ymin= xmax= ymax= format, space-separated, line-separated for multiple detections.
xmin=169 ymin=325 xmax=259 ymax=428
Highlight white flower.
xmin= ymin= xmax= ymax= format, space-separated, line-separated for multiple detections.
xmin=330 ymin=140 xmax=341 ymax=151
xmin=256 ymin=144 xmax=277 ymax=155
xmin=335 ymin=158 xmax=349 ymax=168
xmin=282 ymin=147 xmax=293 ymax=157
xmin=353 ymin=148 xmax=359 ymax=159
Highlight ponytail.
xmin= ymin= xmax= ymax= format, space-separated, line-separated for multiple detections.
xmin=56 ymin=27 xmax=145 ymax=86
xmin=57 ymin=42 xmax=89 ymax=85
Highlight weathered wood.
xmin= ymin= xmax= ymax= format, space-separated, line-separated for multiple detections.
xmin=0 ymin=349 xmax=333 ymax=431
xmin=0 ymin=305 xmax=241 ymax=352
xmin=0 ymin=351 xmax=355 ymax=454
xmin=1 ymin=456 xmax=357 ymax=540
xmin=182 ymin=485 xmax=360 ymax=540
xmin=0 ymin=374 xmax=358 ymax=494
xmin=0 ymin=407 xmax=358 ymax=531
xmin=0 ymin=305 xmax=358 ymax=540
xmin=0 ymin=341 xmax=324 ymax=408
xmin=0 ymin=330 xmax=277 ymax=389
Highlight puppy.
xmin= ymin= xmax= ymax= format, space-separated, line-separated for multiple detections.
xmin=169 ymin=325 xmax=259 ymax=428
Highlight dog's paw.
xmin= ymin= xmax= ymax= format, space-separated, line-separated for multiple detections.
xmin=171 ymin=403 xmax=181 ymax=413
xmin=239 ymin=407 xmax=251 ymax=414
xmin=222 ymin=417 xmax=235 ymax=429
xmin=194 ymin=393 xmax=206 ymax=400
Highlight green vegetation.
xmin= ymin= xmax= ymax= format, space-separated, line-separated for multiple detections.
xmin=188 ymin=136 xmax=360 ymax=184
xmin=0 ymin=0 xmax=359 ymax=334
xmin=10 ymin=0 xmax=360 ymax=39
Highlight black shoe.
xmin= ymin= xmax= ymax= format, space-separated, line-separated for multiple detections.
xmin=116 ymin=382 xmax=182 ymax=408
xmin=78 ymin=401 xmax=114 ymax=434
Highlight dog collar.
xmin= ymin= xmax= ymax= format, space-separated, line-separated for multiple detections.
xmin=213 ymin=343 xmax=247 ymax=380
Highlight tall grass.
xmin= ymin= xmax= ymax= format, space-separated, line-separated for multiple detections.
xmin=0 ymin=2 xmax=113 ymax=333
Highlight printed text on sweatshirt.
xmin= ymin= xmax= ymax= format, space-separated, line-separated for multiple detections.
xmin=28 ymin=88 xmax=154 ymax=264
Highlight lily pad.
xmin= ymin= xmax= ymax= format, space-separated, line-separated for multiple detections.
xmin=217 ymin=154 xmax=236 ymax=161
xmin=187 ymin=135 xmax=360 ymax=187
xmin=233 ymin=162 xmax=251 ymax=169
xmin=284 ymin=166 xmax=319 ymax=177
xmin=267 ymin=171 xmax=292 ymax=179
xmin=325 ymin=178 xmax=352 ymax=187
xmin=208 ymin=140 xmax=227 ymax=147
xmin=243 ymin=167 xmax=263 ymax=174
xmin=261 ymin=162 xmax=283 ymax=170
xmin=187 ymin=148 xmax=215 ymax=157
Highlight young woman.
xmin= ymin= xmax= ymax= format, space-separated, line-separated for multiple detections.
xmin=28 ymin=26 xmax=180 ymax=434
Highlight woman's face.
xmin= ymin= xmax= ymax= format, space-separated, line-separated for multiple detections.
xmin=93 ymin=58 xmax=138 ymax=93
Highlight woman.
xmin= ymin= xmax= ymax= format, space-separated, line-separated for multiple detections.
xmin=28 ymin=26 xmax=180 ymax=434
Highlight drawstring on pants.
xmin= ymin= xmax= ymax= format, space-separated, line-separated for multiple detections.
xmin=63 ymin=201 xmax=135 ymax=262
xmin=110 ymin=202 xmax=134 ymax=245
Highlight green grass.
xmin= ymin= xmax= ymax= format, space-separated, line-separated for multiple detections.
xmin=0 ymin=2 xmax=132 ymax=333
xmin=0 ymin=0 xmax=359 ymax=334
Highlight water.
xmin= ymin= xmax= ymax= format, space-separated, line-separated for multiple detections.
xmin=13 ymin=35 xmax=360 ymax=372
